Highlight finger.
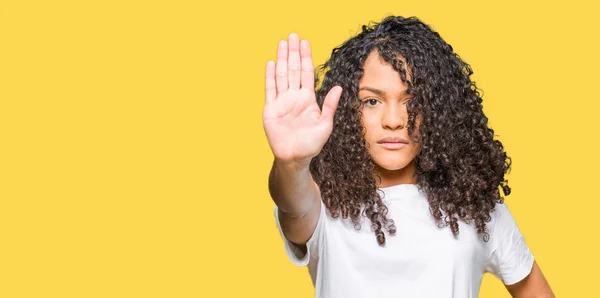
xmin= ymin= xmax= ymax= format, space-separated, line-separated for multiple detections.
xmin=265 ymin=60 xmax=276 ymax=104
xmin=320 ymin=86 xmax=343 ymax=122
xmin=300 ymin=39 xmax=315 ymax=90
xmin=287 ymin=33 xmax=301 ymax=89
xmin=275 ymin=40 xmax=288 ymax=93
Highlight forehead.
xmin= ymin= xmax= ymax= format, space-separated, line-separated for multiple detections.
xmin=358 ymin=50 xmax=410 ymax=93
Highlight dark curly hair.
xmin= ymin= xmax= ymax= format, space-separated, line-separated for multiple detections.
xmin=309 ymin=15 xmax=511 ymax=246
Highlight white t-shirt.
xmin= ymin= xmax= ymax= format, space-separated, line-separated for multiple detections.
xmin=273 ymin=183 xmax=534 ymax=298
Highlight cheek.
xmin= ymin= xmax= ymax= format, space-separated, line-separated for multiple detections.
xmin=360 ymin=114 xmax=379 ymax=141
xmin=412 ymin=143 xmax=423 ymax=157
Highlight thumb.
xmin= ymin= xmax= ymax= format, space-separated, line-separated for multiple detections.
xmin=320 ymin=86 xmax=343 ymax=122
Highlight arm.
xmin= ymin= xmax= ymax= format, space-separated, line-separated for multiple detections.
xmin=268 ymin=159 xmax=321 ymax=246
xmin=505 ymin=261 xmax=555 ymax=298
xmin=263 ymin=33 xmax=342 ymax=246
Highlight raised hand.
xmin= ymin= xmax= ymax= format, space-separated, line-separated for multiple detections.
xmin=263 ymin=33 xmax=343 ymax=167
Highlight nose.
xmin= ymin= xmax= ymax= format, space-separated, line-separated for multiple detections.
xmin=382 ymin=102 xmax=406 ymax=130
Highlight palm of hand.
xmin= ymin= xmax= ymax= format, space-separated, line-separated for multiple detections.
xmin=262 ymin=33 xmax=342 ymax=164
xmin=264 ymin=88 xmax=329 ymax=161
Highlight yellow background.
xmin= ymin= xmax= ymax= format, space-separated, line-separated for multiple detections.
xmin=1 ymin=0 xmax=598 ymax=297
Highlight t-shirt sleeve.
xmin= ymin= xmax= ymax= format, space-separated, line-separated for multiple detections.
xmin=485 ymin=202 xmax=535 ymax=285
xmin=273 ymin=200 xmax=326 ymax=266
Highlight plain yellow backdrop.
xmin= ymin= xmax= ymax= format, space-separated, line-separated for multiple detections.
xmin=1 ymin=0 xmax=598 ymax=297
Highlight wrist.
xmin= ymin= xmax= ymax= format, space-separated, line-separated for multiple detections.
xmin=273 ymin=157 xmax=312 ymax=173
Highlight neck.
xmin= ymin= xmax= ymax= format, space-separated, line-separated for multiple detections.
xmin=374 ymin=160 xmax=417 ymax=188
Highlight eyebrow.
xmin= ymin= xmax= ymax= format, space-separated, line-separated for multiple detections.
xmin=358 ymin=87 xmax=408 ymax=96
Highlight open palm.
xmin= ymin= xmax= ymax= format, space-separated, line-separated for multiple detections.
xmin=263 ymin=33 xmax=342 ymax=164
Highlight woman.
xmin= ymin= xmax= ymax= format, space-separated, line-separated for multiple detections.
xmin=263 ymin=15 xmax=554 ymax=297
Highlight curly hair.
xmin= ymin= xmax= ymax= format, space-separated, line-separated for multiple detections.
xmin=309 ymin=16 xmax=511 ymax=246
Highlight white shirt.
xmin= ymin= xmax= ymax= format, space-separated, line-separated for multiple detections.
xmin=274 ymin=183 xmax=534 ymax=298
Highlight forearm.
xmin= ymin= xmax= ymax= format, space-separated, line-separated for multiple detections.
xmin=268 ymin=159 xmax=320 ymax=217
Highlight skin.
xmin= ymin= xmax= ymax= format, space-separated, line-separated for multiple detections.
xmin=264 ymin=32 xmax=555 ymax=298
xmin=264 ymin=33 xmax=341 ymax=248
xmin=358 ymin=50 xmax=422 ymax=187
xmin=506 ymin=261 xmax=555 ymax=297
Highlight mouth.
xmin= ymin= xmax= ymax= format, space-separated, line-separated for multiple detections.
xmin=377 ymin=137 xmax=409 ymax=149
xmin=377 ymin=142 xmax=407 ymax=149
xmin=377 ymin=137 xmax=409 ymax=143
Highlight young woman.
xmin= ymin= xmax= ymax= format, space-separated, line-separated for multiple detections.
xmin=263 ymin=16 xmax=554 ymax=298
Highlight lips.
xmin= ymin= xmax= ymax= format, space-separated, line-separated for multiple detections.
xmin=377 ymin=137 xmax=409 ymax=144
xmin=377 ymin=137 xmax=409 ymax=150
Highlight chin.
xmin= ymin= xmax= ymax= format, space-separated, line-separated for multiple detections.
xmin=373 ymin=159 xmax=413 ymax=171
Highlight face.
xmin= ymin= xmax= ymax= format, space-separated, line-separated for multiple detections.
xmin=358 ymin=50 xmax=422 ymax=187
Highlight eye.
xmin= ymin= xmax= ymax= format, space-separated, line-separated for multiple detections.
xmin=363 ymin=98 xmax=381 ymax=106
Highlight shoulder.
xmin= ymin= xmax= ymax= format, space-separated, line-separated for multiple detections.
xmin=489 ymin=201 xmax=515 ymax=227
xmin=486 ymin=200 xmax=529 ymax=252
